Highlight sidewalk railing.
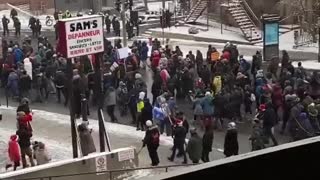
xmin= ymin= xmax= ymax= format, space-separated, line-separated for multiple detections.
xmin=15 ymin=164 xmax=198 ymax=180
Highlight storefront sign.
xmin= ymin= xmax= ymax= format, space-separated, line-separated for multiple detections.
xmin=57 ymin=15 xmax=104 ymax=58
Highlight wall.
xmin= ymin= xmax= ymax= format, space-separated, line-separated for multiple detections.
xmin=0 ymin=147 xmax=139 ymax=180
xmin=142 ymin=136 xmax=320 ymax=180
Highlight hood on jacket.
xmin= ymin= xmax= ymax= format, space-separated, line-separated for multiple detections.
xmin=10 ymin=134 xmax=18 ymax=141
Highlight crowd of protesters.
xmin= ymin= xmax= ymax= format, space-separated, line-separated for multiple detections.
xmin=2 ymin=8 xmax=320 ymax=170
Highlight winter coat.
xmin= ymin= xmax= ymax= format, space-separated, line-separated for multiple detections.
xmin=7 ymin=71 xmax=19 ymax=96
xmin=143 ymin=125 xmax=160 ymax=147
xmin=140 ymin=44 xmax=149 ymax=61
xmin=17 ymin=104 xmax=31 ymax=114
xmin=34 ymin=148 xmax=51 ymax=165
xmin=16 ymin=124 xmax=32 ymax=148
xmin=272 ymin=85 xmax=283 ymax=109
xmin=249 ymin=124 xmax=265 ymax=151
xmin=173 ymin=126 xmax=187 ymax=145
xmin=201 ymin=96 xmax=214 ymax=116
xmin=186 ymin=133 xmax=202 ymax=162
xmin=160 ymin=69 xmax=170 ymax=86
xmin=193 ymin=98 xmax=203 ymax=116
xmin=151 ymin=51 xmax=161 ymax=67
xmin=263 ymin=103 xmax=277 ymax=129
xmin=141 ymin=101 xmax=153 ymax=123
xmin=78 ymin=124 xmax=96 ymax=156
xmin=14 ymin=48 xmax=24 ymax=64
xmin=105 ymin=88 xmax=117 ymax=106
xmin=8 ymin=135 xmax=21 ymax=163
xmin=19 ymin=74 xmax=32 ymax=91
xmin=213 ymin=76 xmax=222 ymax=95
xmin=202 ymin=130 xmax=214 ymax=152
xmin=224 ymin=129 xmax=239 ymax=157
xmin=23 ymin=58 xmax=33 ymax=80
xmin=153 ymin=106 xmax=165 ymax=121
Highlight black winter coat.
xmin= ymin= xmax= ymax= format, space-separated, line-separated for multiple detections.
xmin=224 ymin=129 xmax=239 ymax=157
xmin=16 ymin=125 xmax=32 ymax=148
xmin=19 ymin=74 xmax=32 ymax=91
xmin=173 ymin=126 xmax=186 ymax=145
xmin=263 ymin=104 xmax=277 ymax=129
xmin=143 ymin=125 xmax=160 ymax=147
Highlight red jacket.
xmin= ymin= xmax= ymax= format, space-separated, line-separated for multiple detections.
xmin=151 ymin=51 xmax=160 ymax=67
xmin=272 ymin=85 xmax=283 ymax=108
xmin=8 ymin=135 xmax=21 ymax=162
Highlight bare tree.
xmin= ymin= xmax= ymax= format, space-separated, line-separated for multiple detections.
xmin=279 ymin=0 xmax=320 ymax=42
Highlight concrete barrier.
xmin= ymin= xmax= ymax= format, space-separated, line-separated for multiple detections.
xmin=0 ymin=147 xmax=139 ymax=180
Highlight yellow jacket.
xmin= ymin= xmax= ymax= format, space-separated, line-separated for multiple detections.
xmin=137 ymin=101 xmax=145 ymax=113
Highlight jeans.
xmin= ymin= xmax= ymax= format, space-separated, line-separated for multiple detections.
xmin=170 ymin=142 xmax=187 ymax=163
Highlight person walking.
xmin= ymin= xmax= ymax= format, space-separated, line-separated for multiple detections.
xmin=78 ymin=122 xmax=96 ymax=156
xmin=6 ymin=135 xmax=21 ymax=171
xmin=105 ymin=15 xmax=111 ymax=33
xmin=2 ymin=15 xmax=10 ymax=36
xmin=168 ymin=121 xmax=188 ymax=164
xmin=224 ymin=122 xmax=239 ymax=157
xmin=143 ymin=120 xmax=160 ymax=166
xmin=16 ymin=121 xmax=35 ymax=168
xmin=202 ymin=125 xmax=214 ymax=162
xmin=13 ymin=17 xmax=21 ymax=37
xmin=186 ymin=128 xmax=202 ymax=164
xmin=105 ymin=86 xmax=118 ymax=123
xmin=263 ymin=102 xmax=278 ymax=146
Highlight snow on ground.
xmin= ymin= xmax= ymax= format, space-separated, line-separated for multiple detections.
xmin=292 ymin=60 xmax=320 ymax=71
xmin=150 ymin=25 xmax=248 ymax=43
xmin=0 ymin=10 xmax=54 ymax=31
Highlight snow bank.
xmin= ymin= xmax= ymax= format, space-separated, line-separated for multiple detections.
xmin=0 ymin=106 xmax=175 ymax=147
xmin=292 ymin=60 xmax=320 ymax=70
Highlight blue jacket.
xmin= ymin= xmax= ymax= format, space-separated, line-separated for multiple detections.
xmin=140 ymin=44 xmax=149 ymax=61
xmin=7 ymin=72 xmax=19 ymax=96
xmin=14 ymin=48 xmax=24 ymax=64
xmin=201 ymin=96 xmax=214 ymax=116
xmin=153 ymin=106 xmax=165 ymax=121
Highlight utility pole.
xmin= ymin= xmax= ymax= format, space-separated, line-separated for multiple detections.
xmin=318 ymin=0 xmax=320 ymax=62
xmin=95 ymin=53 xmax=105 ymax=152
xmin=162 ymin=0 xmax=165 ymax=9
xmin=67 ymin=58 xmax=78 ymax=158
xmin=121 ymin=0 xmax=127 ymax=47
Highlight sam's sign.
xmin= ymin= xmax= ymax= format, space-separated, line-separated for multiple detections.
xmin=57 ymin=15 xmax=104 ymax=58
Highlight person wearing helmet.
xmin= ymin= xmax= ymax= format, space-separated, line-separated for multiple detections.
xmin=224 ymin=122 xmax=239 ymax=157
xmin=143 ymin=120 xmax=160 ymax=166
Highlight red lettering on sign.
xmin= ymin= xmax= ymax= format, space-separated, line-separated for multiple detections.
xmin=68 ymin=30 xmax=101 ymax=40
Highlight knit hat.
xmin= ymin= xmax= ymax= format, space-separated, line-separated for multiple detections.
xmin=227 ymin=122 xmax=236 ymax=130
xmin=259 ymin=104 xmax=266 ymax=112
xmin=139 ymin=91 xmax=146 ymax=100
xmin=308 ymin=103 xmax=318 ymax=117
xmin=135 ymin=73 xmax=142 ymax=79
xmin=146 ymin=120 xmax=153 ymax=127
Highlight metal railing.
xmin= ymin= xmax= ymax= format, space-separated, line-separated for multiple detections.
xmin=15 ymin=164 xmax=198 ymax=180
xmin=240 ymin=0 xmax=262 ymax=28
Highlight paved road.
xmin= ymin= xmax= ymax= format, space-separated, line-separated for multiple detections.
xmin=0 ymin=31 xmax=298 ymax=174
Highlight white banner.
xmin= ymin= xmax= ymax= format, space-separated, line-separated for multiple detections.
xmin=118 ymin=148 xmax=135 ymax=162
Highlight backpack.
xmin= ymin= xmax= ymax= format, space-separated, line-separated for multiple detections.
xmin=151 ymin=130 xmax=160 ymax=145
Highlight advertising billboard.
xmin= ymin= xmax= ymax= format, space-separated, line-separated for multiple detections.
xmin=57 ymin=15 xmax=104 ymax=58
xmin=265 ymin=23 xmax=279 ymax=46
